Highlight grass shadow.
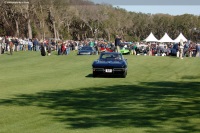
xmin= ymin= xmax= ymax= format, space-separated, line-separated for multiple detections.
xmin=0 ymin=81 xmax=200 ymax=132
xmin=182 ymin=76 xmax=200 ymax=80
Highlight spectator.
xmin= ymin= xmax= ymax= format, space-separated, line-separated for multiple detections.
xmin=9 ymin=41 xmax=14 ymax=55
xmin=114 ymin=35 xmax=121 ymax=52
xmin=47 ymin=43 xmax=52 ymax=56
xmin=40 ymin=43 xmax=46 ymax=56
xmin=65 ymin=43 xmax=70 ymax=55
xmin=61 ymin=42 xmax=66 ymax=55
xmin=179 ymin=39 xmax=184 ymax=59
xmin=51 ymin=39 xmax=56 ymax=51
xmin=183 ymin=41 xmax=189 ymax=57
xmin=28 ymin=39 xmax=33 ymax=51
xmin=196 ymin=43 xmax=200 ymax=57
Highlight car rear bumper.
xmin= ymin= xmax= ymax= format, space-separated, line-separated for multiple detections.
xmin=93 ymin=67 xmax=127 ymax=75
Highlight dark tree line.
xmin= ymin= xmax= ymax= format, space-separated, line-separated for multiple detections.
xmin=0 ymin=0 xmax=200 ymax=42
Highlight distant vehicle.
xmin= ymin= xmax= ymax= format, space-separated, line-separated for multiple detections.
xmin=120 ymin=42 xmax=133 ymax=47
xmin=92 ymin=52 xmax=128 ymax=78
xmin=120 ymin=47 xmax=130 ymax=54
xmin=100 ymin=47 xmax=114 ymax=52
xmin=77 ymin=46 xmax=96 ymax=55
xmin=120 ymin=42 xmax=132 ymax=54
xmin=136 ymin=44 xmax=148 ymax=55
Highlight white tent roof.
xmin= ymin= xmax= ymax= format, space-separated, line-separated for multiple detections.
xmin=144 ymin=32 xmax=158 ymax=42
xmin=174 ymin=33 xmax=188 ymax=42
xmin=159 ymin=33 xmax=174 ymax=42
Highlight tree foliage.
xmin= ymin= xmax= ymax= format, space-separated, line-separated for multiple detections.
xmin=0 ymin=0 xmax=200 ymax=42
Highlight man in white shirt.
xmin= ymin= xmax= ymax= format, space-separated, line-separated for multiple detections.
xmin=179 ymin=39 xmax=184 ymax=59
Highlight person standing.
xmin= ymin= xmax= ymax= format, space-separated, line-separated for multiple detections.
xmin=114 ymin=35 xmax=121 ymax=52
xmin=14 ymin=38 xmax=19 ymax=51
xmin=147 ymin=43 xmax=152 ymax=56
xmin=196 ymin=43 xmax=200 ymax=57
xmin=179 ymin=39 xmax=184 ymax=59
xmin=40 ymin=43 xmax=46 ymax=56
xmin=28 ymin=39 xmax=33 ymax=51
xmin=57 ymin=41 xmax=62 ymax=55
xmin=51 ymin=39 xmax=56 ymax=51
xmin=61 ymin=42 xmax=66 ymax=55
xmin=47 ymin=43 xmax=52 ymax=56
xmin=9 ymin=41 xmax=14 ymax=55
xmin=33 ymin=38 xmax=39 ymax=51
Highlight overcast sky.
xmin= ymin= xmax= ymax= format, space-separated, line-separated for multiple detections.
xmin=91 ymin=0 xmax=200 ymax=15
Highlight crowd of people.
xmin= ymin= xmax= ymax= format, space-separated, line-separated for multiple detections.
xmin=131 ymin=42 xmax=200 ymax=57
xmin=0 ymin=35 xmax=200 ymax=58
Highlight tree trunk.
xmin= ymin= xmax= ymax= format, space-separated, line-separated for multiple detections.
xmin=42 ymin=20 xmax=45 ymax=40
xmin=56 ymin=30 xmax=59 ymax=40
xmin=28 ymin=18 xmax=32 ymax=39
xmin=66 ymin=21 xmax=71 ymax=34
xmin=82 ymin=34 xmax=84 ymax=40
xmin=42 ymin=32 xmax=45 ymax=41
xmin=77 ymin=34 xmax=80 ymax=41
xmin=53 ymin=21 xmax=57 ymax=39
xmin=67 ymin=23 xmax=70 ymax=33
xmin=15 ymin=19 xmax=19 ymax=37
xmin=106 ymin=29 xmax=110 ymax=41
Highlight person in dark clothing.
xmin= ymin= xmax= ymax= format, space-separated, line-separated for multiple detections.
xmin=5 ymin=37 xmax=9 ymax=51
xmin=114 ymin=35 xmax=121 ymax=52
xmin=156 ymin=44 xmax=161 ymax=56
xmin=49 ymin=39 xmax=55 ymax=50
xmin=14 ymin=38 xmax=19 ymax=51
xmin=47 ymin=43 xmax=52 ymax=56
xmin=40 ymin=43 xmax=46 ymax=56
xmin=183 ymin=42 xmax=189 ymax=56
xmin=33 ymin=38 xmax=39 ymax=51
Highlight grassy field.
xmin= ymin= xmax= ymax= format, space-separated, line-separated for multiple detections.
xmin=0 ymin=51 xmax=200 ymax=133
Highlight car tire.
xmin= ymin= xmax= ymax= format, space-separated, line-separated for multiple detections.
xmin=93 ymin=72 xmax=97 ymax=78
xmin=122 ymin=71 xmax=127 ymax=78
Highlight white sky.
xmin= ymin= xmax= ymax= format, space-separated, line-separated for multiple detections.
xmin=114 ymin=5 xmax=200 ymax=16
xmin=91 ymin=0 xmax=200 ymax=15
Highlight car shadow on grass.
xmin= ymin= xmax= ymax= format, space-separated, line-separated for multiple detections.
xmin=0 ymin=81 xmax=200 ymax=132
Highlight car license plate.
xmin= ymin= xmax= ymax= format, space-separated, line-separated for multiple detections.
xmin=105 ymin=69 xmax=112 ymax=73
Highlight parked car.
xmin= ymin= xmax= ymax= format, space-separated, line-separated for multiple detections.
xmin=136 ymin=44 xmax=148 ymax=55
xmin=92 ymin=52 xmax=128 ymax=78
xmin=120 ymin=47 xmax=130 ymax=54
xmin=100 ymin=47 xmax=114 ymax=52
xmin=77 ymin=46 xmax=96 ymax=55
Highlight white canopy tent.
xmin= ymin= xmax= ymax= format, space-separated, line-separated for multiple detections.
xmin=173 ymin=33 xmax=188 ymax=42
xmin=144 ymin=32 xmax=158 ymax=42
xmin=159 ymin=33 xmax=174 ymax=43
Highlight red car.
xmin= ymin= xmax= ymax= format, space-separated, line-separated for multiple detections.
xmin=100 ymin=47 xmax=114 ymax=52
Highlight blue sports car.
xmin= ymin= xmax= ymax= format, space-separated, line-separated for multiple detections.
xmin=77 ymin=46 xmax=96 ymax=55
xmin=92 ymin=52 xmax=128 ymax=78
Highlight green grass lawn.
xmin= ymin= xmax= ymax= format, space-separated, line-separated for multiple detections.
xmin=0 ymin=51 xmax=200 ymax=133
